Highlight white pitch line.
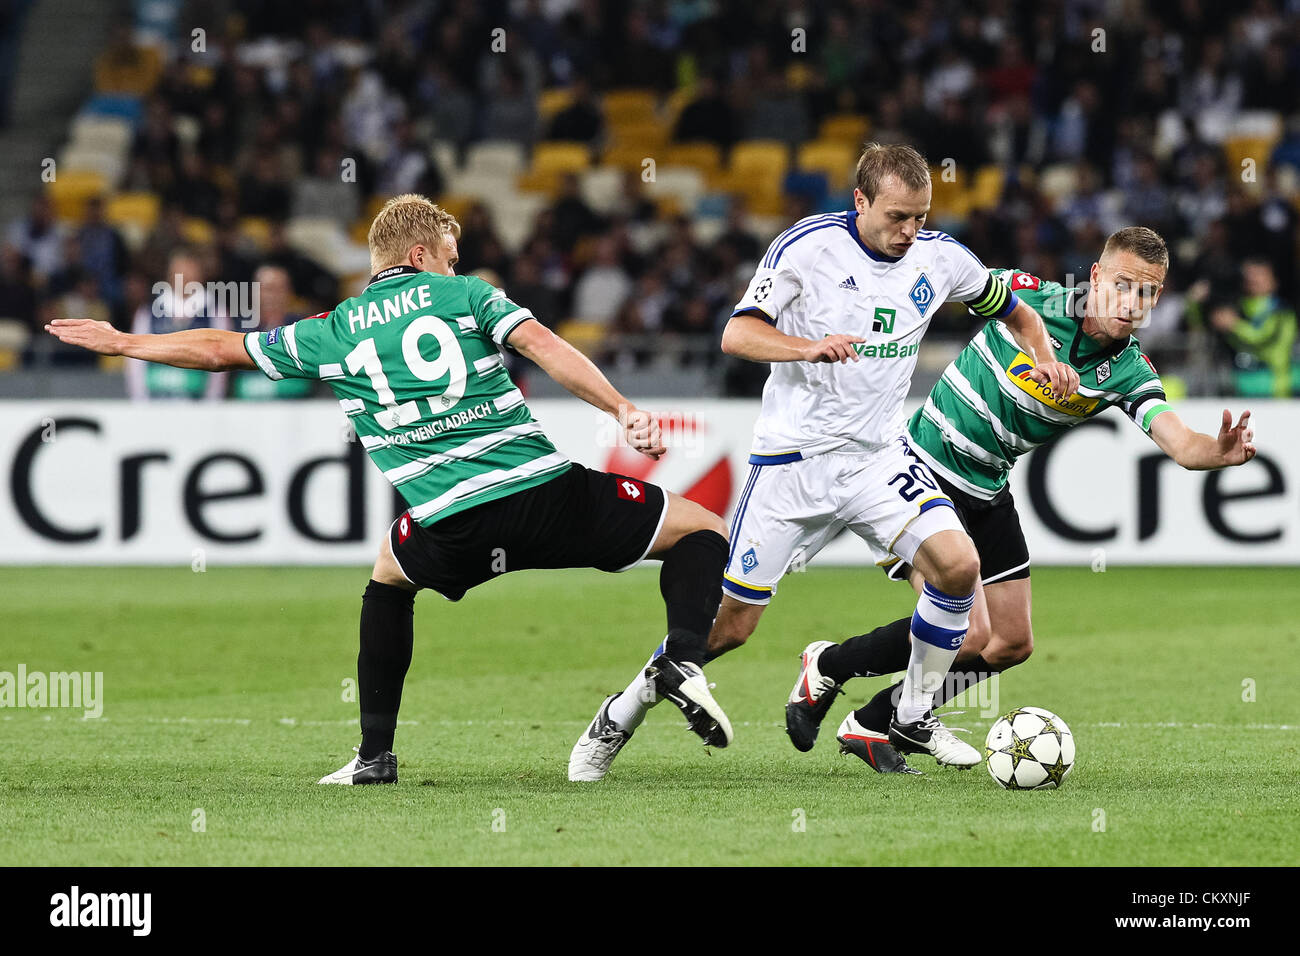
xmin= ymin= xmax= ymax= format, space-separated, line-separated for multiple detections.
xmin=4 ymin=715 xmax=1297 ymax=731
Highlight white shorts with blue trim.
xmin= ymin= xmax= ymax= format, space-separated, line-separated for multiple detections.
xmin=722 ymin=438 xmax=964 ymax=605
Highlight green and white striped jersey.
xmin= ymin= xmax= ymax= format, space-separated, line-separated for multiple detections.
xmin=909 ymin=268 xmax=1173 ymax=499
xmin=242 ymin=265 xmax=569 ymax=525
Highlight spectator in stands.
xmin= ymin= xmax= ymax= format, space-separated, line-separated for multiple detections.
xmin=1207 ymin=259 xmax=1298 ymax=398
xmin=672 ymin=74 xmax=734 ymax=148
xmin=482 ymin=65 xmax=539 ymax=147
xmin=377 ymin=118 xmax=440 ymax=197
xmin=293 ymin=149 xmax=362 ymax=228
xmin=76 ymin=196 xmax=129 ymax=307
xmin=127 ymin=249 xmax=229 ymax=400
xmin=572 ymin=235 xmax=631 ymax=325
xmin=550 ymin=172 xmax=603 ymax=253
xmin=231 ymin=265 xmax=312 ymax=400
xmin=261 ymin=219 xmax=336 ymax=312
xmin=239 ymin=148 xmax=293 ymax=220
xmin=131 ymin=97 xmax=181 ymax=175
xmin=5 ymin=195 xmax=64 ymax=288
xmin=454 ymin=203 xmax=508 ymax=277
xmin=547 ymin=77 xmax=603 ymax=144
xmin=0 ymin=245 xmax=36 ymax=338
xmin=507 ymin=249 xmax=561 ymax=329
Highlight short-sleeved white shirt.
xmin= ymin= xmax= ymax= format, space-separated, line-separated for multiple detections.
xmin=733 ymin=212 xmax=1014 ymax=460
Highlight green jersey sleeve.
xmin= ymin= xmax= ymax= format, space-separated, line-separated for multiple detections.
xmin=465 ymin=276 xmax=535 ymax=348
xmin=243 ymin=314 xmax=329 ymax=381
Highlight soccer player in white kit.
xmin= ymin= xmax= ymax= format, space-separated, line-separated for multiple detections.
xmin=569 ymin=144 xmax=1079 ymax=780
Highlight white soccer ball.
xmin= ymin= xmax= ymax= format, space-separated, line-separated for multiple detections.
xmin=984 ymin=706 xmax=1075 ymax=790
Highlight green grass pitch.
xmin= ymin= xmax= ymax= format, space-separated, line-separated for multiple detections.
xmin=1 ymin=565 xmax=1295 ymax=866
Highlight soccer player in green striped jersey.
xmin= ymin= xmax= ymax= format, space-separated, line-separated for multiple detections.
xmin=781 ymin=227 xmax=1259 ymax=772
xmin=47 ymin=194 xmax=735 ymax=784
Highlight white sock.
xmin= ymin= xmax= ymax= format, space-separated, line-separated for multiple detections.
xmin=607 ymin=639 xmax=666 ymax=730
xmin=896 ymin=583 xmax=974 ymax=724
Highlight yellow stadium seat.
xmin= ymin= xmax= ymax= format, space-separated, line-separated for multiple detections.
xmin=537 ymin=88 xmax=573 ymax=122
xmin=796 ymin=140 xmax=858 ymax=190
xmin=719 ymin=140 xmax=788 ymax=197
xmin=601 ymin=144 xmax=654 ymax=172
xmin=105 ymin=191 xmax=161 ymax=231
xmin=239 ymin=216 xmax=272 ymax=249
xmin=517 ymin=142 xmax=591 ymax=195
xmin=602 ymin=89 xmax=658 ymax=125
xmin=663 ymin=142 xmax=723 ymax=178
xmin=1224 ymin=136 xmax=1280 ymax=183
xmin=607 ymin=119 xmax=669 ymax=151
xmin=431 ymin=194 xmax=474 ymax=221
xmin=532 ymin=141 xmax=591 ymax=174
xmin=819 ymin=114 xmax=870 ymax=147
xmin=555 ymin=319 xmax=608 ymax=358
xmin=46 ymin=170 xmax=108 ymax=221
xmin=663 ymin=87 xmax=694 ymax=127
xmin=0 ymin=349 xmax=19 ymax=371
xmin=94 ymin=44 xmax=162 ymax=95
xmin=969 ymin=165 xmax=1005 ymax=211
xmin=181 ymin=217 xmax=214 ymax=245
xmin=928 ymin=167 xmax=971 ymax=221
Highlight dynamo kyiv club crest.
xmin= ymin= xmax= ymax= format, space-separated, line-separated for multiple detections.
xmin=909 ymin=273 xmax=935 ymax=317
xmin=741 ymin=547 xmax=759 ymax=573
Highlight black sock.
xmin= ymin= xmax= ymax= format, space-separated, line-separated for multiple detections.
xmin=934 ymin=654 xmax=1001 ymax=707
xmin=658 ymin=530 xmax=726 ymax=666
xmin=854 ymin=683 xmax=898 ymax=733
xmin=854 ymin=653 xmax=1005 ymax=730
xmin=358 ymin=579 xmax=415 ymax=759
xmin=819 ymin=616 xmax=911 ymax=683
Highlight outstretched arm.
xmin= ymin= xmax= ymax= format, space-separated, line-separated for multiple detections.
xmin=1150 ymin=408 xmax=1256 ymax=470
xmin=46 ymin=319 xmax=256 ymax=372
xmin=506 ymin=318 xmax=665 ymax=459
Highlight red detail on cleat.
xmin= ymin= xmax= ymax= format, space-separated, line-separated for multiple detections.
xmin=842 ymin=732 xmax=890 ymax=769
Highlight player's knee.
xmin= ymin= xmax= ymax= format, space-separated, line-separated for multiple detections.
xmin=695 ymin=509 xmax=728 ymax=541
xmin=934 ymin=547 xmax=980 ymax=595
xmin=984 ymin=631 xmax=1033 ymax=669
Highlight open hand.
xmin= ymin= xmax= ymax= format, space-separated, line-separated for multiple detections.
xmin=1217 ymin=408 xmax=1256 ymax=466
xmin=45 ymin=318 xmax=123 ymax=355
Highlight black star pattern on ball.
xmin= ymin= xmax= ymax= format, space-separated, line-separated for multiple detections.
xmin=1042 ymin=755 xmax=1069 ymax=788
xmin=1007 ymin=731 xmax=1035 ymax=770
xmin=754 ymin=277 xmax=773 ymax=302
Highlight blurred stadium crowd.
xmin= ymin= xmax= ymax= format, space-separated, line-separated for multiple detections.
xmin=2 ymin=0 xmax=1299 ymax=398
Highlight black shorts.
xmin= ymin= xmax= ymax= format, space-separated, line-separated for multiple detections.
xmin=389 ymin=463 xmax=668 ymax=600
xmin=886 ymin=473 xmax=1030 ymax=586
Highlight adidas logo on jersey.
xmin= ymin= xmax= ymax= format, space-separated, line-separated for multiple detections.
xmin=838 ymin=276 xmax=859 ymax=291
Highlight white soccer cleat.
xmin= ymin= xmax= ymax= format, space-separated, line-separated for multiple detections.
xmin=888 ymin=712 xmax=981 ymax=768
xmin=317 ymin=747 xmax=397 ymax=784
xmin=568 ymin=694 xmax=634 ymax=782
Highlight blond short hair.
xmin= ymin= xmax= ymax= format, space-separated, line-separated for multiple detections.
xmin=854 ymin=143 xmax=931 ymax=203
xmin=1101 ymin=226 xmax=1169 ymax=269
xmin=367 ymin=194 xmax=461 ymax=268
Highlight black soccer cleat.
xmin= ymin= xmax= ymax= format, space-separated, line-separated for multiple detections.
xmin=647 ymin=655 xmax=734 ymax=748
xmin=836 ymin=713 xmax=922 ymax=774
xmin=785 ymin=641 xmax=843 ymax=752
xmin=317 ymin=748 xmax=398 ymax=785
